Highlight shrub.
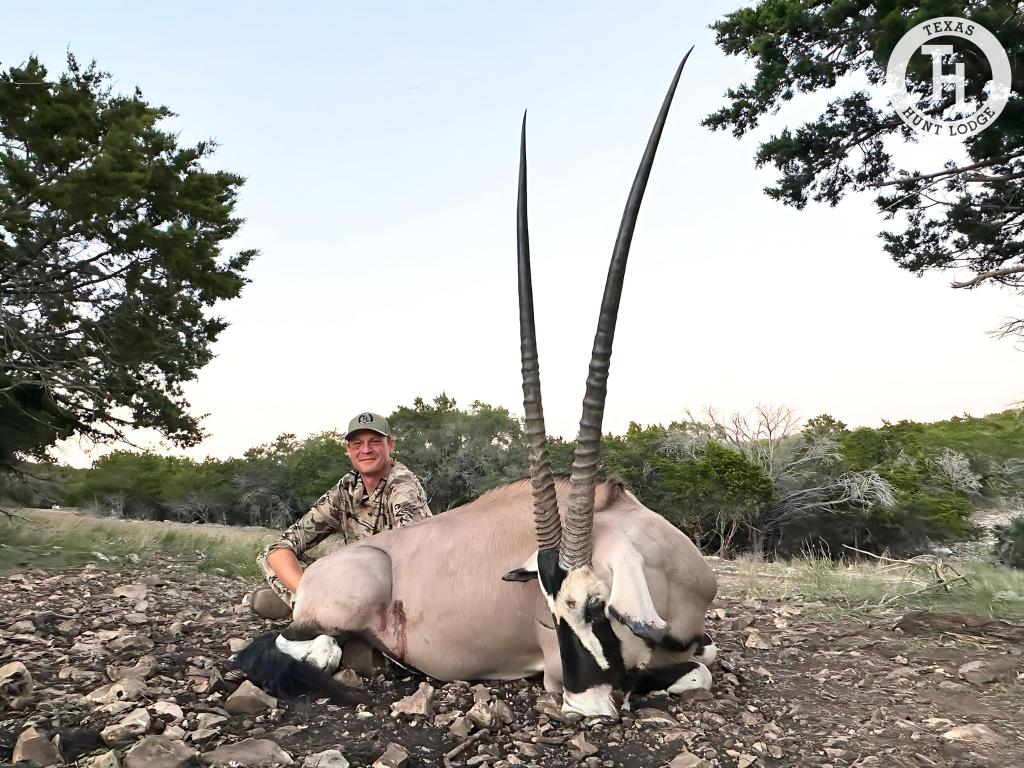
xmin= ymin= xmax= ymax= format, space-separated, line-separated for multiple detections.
xmin=994 ymin=514 xmax=1024 ymax=569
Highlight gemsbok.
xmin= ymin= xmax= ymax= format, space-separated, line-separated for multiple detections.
xmin=237 ymin=50 xmax=718 ymax=718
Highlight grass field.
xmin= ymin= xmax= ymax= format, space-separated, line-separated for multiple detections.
xmin=717 ymin=552 xmax=1024 ymax=620
xmin=0 ymin=507 xmax=277 ymax=579
xmin=4 ymin=506 xmax=1024 ymax=621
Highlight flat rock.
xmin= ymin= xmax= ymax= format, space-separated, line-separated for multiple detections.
xmin=303 ymin=749 xmax=350 ymax=768
xmin=0 ymin=660 xmax=34 ymax=705
xmin=99 ymin=700 xmax=136 ymax=716
xmin=471 ymin=683 xmax=491 ymax=702
xmin=89 ymin=750 xmax=121 ymax=768
xmin=332 ymin=668 xmax=363 ymax=688
xmin=371 ymin=743 xmax=410 ymax=768
xmin=197 ymin=712 xmax=228 ymax=729
xmin=666 ymin=752 xmax=708 ymax=768
xmin=743 ymin=629 xmax=772 ymax=650
xmin=188 ymin=728 xmax=222 ymax=745
xmin=225 ymin=680 xmax=278 ymax=714
xmin=958 ymin=660 xmax=999 ymax=684
xmin=153 ymin=700 xmax=185 ymax=722
xmin=101 ymin=707 xmax=152 ymax=745
xmin=87 ymin=678 xmax=149 ymax=704
xmin=941 ymin=723 xmax=1009 ymax=745
xmin=637 ymin=707 xmax=677 ymax=727
xmin=201 ymin=739 xmax=293 ymax=767
xmin=189 ymin=667 xmax=225 ymax=694
xmin=106 ymin=634 xmax=155 ymax=652
xmin=467 ymin=700 xmax=495 ymax=729
xmin=107 ymin=655 xmax=159 ymax=681
xmin=391 ymin=681 xmax=434 ymax=718
xmin=433 ymin=711 xmax=459 ymax=727
xmin=449 ymin=716 xmax=473 ymax=738
xmin=113 ymin=584 xmax=149 ymax=601
xmin=124 ymin=735 xmax=195 ymax=768
xmin=56 ymin=618 xmax=83 ymax=636
xmin=12 ymin=725 xmax=61 ymax=767
xmin=533 ymin=692 xmax=567 ymax=722
xmin=569 ymin=733 xmax=599 ymax=758
xmin=493 ymin=698 xmax=514 ymax=725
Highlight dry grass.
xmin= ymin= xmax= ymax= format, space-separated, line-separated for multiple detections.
xmin=0 ymin=507 xmax=278 ymax=578
xmin=5 ymin=508 xmax=1024 ymax=621
xmin=715 ymin=553 xmax=1024 ymax=620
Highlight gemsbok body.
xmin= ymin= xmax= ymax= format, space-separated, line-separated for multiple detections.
xmin=237 ymin=51 xmax=718 ymax=718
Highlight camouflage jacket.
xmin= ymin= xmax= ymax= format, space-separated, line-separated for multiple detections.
xmin=258 ymin=461 xmax=431 ymax=568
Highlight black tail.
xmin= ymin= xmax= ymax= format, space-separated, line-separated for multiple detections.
xmin=233 ymin=633 xmax=360 ymax=704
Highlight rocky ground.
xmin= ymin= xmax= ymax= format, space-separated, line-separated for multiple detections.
xmin=1 ymin=553 xmax=1023 ymax=768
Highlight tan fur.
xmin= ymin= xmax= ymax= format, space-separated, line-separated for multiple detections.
xmin=293 ymin=479 xmax=716 ymax=689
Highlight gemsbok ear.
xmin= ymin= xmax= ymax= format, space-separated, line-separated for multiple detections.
xmin=503 ymin=549 xmax=540 ymax=582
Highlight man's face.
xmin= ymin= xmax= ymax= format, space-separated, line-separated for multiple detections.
xmin=346 ymin=431 xmax=395 ymax=476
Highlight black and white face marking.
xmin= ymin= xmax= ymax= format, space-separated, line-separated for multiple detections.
xmin=503 ymin=550 xmax=714 ymax=717
xmin=536 ymin=550 xmax=627 ymax=717
xmin=503 ymin=548 xmax=626 ymax=716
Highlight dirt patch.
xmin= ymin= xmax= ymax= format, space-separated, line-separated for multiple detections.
xmin=1 ymin=555 xmax=1022 ymax=767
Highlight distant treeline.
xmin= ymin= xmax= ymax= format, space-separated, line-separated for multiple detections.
xmin=6 ymin=395 xmax=1024 ymax=559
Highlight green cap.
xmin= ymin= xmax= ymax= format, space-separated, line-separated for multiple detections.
xmin=345 ymin=412 xmax=392 ymax=439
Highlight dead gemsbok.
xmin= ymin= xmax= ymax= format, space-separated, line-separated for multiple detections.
xmin=236 ymin=51 xmax=718 ymax=718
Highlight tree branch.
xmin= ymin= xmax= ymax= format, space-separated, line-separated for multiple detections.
xmin=951 ymin=265 xmax=1024 ymax=289
xmin=873 ymin=153 xmax=1024 ymax=188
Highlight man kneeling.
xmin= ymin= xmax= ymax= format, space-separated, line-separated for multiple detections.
xmin=250 ymin=411 xmax=432 ymax=620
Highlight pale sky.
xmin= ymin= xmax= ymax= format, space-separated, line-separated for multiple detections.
xmin=4 ymin=2 xmax=1021 ymax=466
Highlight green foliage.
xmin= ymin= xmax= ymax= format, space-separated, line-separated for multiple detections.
xmin=662 ymin=442 xmax=777 ymax=555
xmin=841 ymin=411 xmax=1024 ymax=497
xmin=25 ymin=402 xmax=1024 ymax=562
xmin=60 ymin=395 xmax=529 ymax=525
xmin=0 ymin=382 xmax=78 ymax=470
xmin=767 ymin=414 xmax=982 ymax=556
xmin=0 ymin=54 xmax=254 ymax=467
xmin=994 ymin=514 xmax=1024 ymax=568
xmin=391 ymin=394 xmax=529 ymax=511
xmin=841 ymin=428 xmax=888 ymax=471
xmin=706 ymin=2 xmax=1024 ymax=332
xmin=601 ymin=424 xmax=776 ymax=555
xmin=0 ymin=461 xmax=81 ymax=508
xmin=803 ymin=414 xmax=848 ymax=440
xmin=64 ymin=433 xmax=346 ymax=528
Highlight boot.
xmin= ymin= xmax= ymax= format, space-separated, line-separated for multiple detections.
xmin=248 ymin=587 xmax=293 ymax=621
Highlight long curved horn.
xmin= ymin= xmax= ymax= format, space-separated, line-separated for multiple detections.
xmin=560 ymin=50 xmax=693 ymax=570
xmin=518 ymin=112 xmax=562 ymax=551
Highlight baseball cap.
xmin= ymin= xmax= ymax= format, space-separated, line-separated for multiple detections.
xmin=345 ymin=412 xmax=392 ymax=439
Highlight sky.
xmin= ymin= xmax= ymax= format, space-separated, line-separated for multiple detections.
xmin=4 ymin=2 xmax=1022 ymax=466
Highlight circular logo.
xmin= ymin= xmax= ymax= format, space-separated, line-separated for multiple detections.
xmin=886 ymin=17 xmax=1012 ymax=137
xmin=358 ymin=412 xmax=373 ymax=424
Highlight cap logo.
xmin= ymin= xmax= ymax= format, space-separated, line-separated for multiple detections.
xmin=357 ymin=413 xmax=373 ymax=424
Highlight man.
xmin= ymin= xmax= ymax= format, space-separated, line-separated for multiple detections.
xmin=250 ymin=411 xmax=432 ymax=619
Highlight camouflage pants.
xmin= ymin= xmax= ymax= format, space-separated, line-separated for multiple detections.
xmin=256 ymin=547 xmax=314 ymax=609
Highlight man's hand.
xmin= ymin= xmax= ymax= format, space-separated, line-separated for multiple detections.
xmin=266 ymin=548 xmax=304 ymax=594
